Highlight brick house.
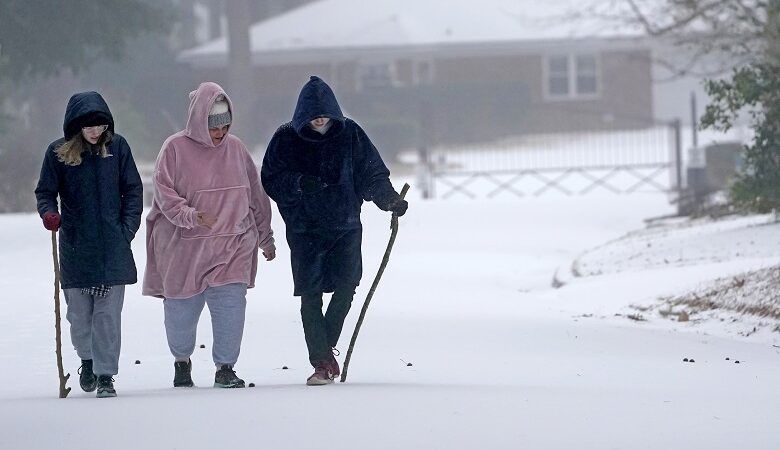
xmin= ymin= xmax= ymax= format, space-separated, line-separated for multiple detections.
xmin=178 ymin=0 xmax=654 ymax=156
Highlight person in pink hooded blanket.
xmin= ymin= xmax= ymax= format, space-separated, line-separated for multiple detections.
xmin=143 ymin=82 xmax=275 ymax=388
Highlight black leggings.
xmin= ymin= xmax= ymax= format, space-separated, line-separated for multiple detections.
xmin=300 ymin=287 xmax=356 ymax=366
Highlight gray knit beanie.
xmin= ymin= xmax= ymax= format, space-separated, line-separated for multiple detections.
xmin=208 ymin=97 xmax=232 ymax=129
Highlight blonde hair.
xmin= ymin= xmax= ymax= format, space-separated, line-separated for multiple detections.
xmin=55 ymin=131 xmax=113 ymax=166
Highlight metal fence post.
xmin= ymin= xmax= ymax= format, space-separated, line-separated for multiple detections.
xmin=673 ymin=119 xmax=683 ymax=192
xmin=417 ymin=145 xmax=432 ymax=199
xmin=671 ymin=118 xmax=686 ymax=214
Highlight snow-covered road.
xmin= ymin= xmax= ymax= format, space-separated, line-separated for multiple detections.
xmin=2 ymin=190 xmax=778 ymax=450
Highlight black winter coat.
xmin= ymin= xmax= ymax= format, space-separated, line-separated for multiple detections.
xmin=261 ymin=76 xmax=400 ymax=233
xmin=35 ymin=92 xmax=143 ymax=289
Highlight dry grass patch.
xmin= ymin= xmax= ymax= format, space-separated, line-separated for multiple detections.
xmin=634 ymin=265 xmax=780 ymax=332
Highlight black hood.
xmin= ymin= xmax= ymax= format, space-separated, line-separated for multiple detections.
xmin=291 ymin=76 xmax=346 ymax=141
xmin=63 ymin=91 xmax=115 ymax=140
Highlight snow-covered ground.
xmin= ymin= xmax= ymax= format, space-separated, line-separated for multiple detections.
xmin=569 ymin=212 xmax=780 ymax=341
xmin=1 ymin=185 xmax=779 ymax=450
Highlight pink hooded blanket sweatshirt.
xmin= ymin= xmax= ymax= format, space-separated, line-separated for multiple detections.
xmin=143 ymin=82 xmax=275 ymax=299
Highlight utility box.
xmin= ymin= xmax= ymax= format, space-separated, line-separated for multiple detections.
xmin=687 ymin=142 xmax=743 ymax=194
xmin=682 ymin=142 xmax=743 ymax=215
xmin=704 ymin=142 xmax=743 ymax=191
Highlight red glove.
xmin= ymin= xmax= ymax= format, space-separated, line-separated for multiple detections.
xmin=43 ymin=212 xmax=61 ymax=231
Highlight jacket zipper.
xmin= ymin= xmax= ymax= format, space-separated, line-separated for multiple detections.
xmin=93 ymin=152 xmax=107 ymax=283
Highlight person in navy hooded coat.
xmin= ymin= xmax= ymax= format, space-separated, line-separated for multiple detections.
xmin=35 ymin=91 xmax=143 ymax=397
xmin=262 ymin=76 xmax=408 ymax=386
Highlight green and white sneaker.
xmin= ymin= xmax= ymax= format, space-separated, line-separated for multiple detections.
xmin=214 ymin=365 xmax=245 ymax=388
xmin=96 ymin=376 xmax=117 ymax=398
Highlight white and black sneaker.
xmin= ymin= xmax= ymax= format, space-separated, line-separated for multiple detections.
xmin=96 ymin=376 xmax=117 ymax=398
xmin=173 ymin=359 xmax=194 ymax=387
xmin=78 ymin=359 xmax=98 ymax=392
xmin=214 ymin=365 xmax=245 ymax=388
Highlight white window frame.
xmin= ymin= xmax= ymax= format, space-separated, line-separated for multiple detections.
xmin=543 ymin=53 xmax=601 ymax=101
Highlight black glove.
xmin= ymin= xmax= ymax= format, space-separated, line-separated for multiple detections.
xmin=299 ymin=175 xmax=324 ymax=194
xmin=388 ymin=197 xmax=408 ymax=216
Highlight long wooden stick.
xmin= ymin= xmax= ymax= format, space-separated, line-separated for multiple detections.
xmin=340 ymin=183 xmax=410 ymax=382
xmin=51 ymin=231 xmax=71 ymax=398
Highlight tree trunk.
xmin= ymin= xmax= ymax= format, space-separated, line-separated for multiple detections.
xmin=766 ymin=0 xmax=780 ymax=65
xmin=206 ymin=0 xmax=224 ymax=41
xmin=225 ymin=0 xmax=253 ymax=136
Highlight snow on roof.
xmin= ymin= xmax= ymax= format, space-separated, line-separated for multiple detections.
xmin=180 ymin=0 xmax=645 ymax=66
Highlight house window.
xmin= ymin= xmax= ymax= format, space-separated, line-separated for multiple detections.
xmin=545 ymin=54 xmax=599 ymax=99
xmin=356 ymin=61 xmax=399 ymax=91
xmin=575 ymin=55 xmax=598 ymax=94
xmin=547 ymin=56 xmax=570 ymax=96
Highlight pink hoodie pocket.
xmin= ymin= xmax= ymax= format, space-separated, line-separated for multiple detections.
xmin=182 ymin=186 xmax=252 ymax=239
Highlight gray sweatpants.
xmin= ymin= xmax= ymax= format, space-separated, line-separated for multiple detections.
xmin=163 ymin=283 xmax=247 ymax=367
xmin=63 ymin=285 xmax=125 ymax=376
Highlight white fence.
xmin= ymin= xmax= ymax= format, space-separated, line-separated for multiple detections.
xmin=411 ymin=124 xmax=683 ymax=199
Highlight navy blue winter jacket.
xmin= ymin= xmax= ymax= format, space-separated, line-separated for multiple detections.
xmin=261 ymin=76 xmax=400 ymax=233
xmin=35 ymin=92 xmax=143 ymax=289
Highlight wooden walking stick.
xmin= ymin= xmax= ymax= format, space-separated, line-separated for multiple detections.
xmin=340 ymin=183 xmax=410 ymax=382
xmin=51 ymin=230 xmax=71 ymax=398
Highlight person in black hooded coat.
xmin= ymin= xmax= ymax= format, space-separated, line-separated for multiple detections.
xmin=262 ymin=76 xmax=408 ymax=386
xmin=35 ymin=91 xmax=143 ymax=398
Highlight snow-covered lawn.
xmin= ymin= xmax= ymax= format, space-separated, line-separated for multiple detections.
xmin=570 ymin=212 xmax=780 ymax=339
xmin=1 ymin=187 xmax=778 ymax=450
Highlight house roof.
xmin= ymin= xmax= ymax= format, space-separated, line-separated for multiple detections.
xmin=180 ymin=0 xmax=646 ymax=67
